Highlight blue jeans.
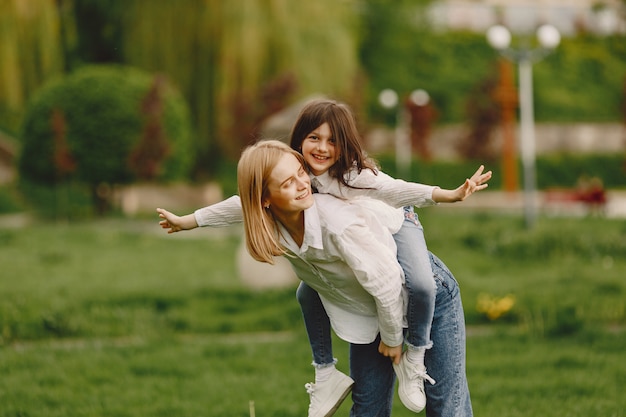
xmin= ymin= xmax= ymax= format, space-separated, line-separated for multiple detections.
xmin=349 ymin=334 xmax=396 ymax=417
xmin=424 ymin=252 xmax=473 ymax=417
xmin=296 ymin=284 xmax=395 ymax=417
xmin=296 ymin=281 xmax=334 ymax=367
xmin=296 ymin=252 xmax=473 ymax=417
xmin=394 ymin=206 xmax=436 ymax=349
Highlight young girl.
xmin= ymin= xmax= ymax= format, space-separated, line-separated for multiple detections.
xmin=157 ymin=99 xmax=490 ymax=416
xmin=287 ymin=99 xmax=489 ymax=415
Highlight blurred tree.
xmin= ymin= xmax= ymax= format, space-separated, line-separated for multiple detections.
xmin=457 ymin=65 xmax=499 ymax=161
xmin=358 ymin=0 xmax=503 ymax=130
xmin=72 ymin=0 xmax=124 ymax=64
xmin=0 ymin=0 xmax=65 ymax=134
xmin=19 ymin=65 xmax=192 ymax=215
xmin=128 ymin=75 xmax=171 ymax=181
xmin=2 ymin=0 xmax=626 ymax=177
xmin=359 ymin=0 xmax=433 ymax=122
xmin=405 ymin=93 xmax=437 ymax=161
xmin=122 ymin=0 xmax=360 ymax=176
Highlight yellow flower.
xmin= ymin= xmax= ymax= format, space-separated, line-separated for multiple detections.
xmin=477 ymin=293 xmax=516 ymax=321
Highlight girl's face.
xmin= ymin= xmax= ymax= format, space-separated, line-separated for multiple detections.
xmin=264 ymin=153 xmax=314 ymax=217
xmin=300 ymin=122 xmax=339 ymax=176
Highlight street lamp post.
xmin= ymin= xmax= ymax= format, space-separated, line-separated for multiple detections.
xmin=487 ymin=24 xmax=561 ymax=228
xmin=379 ymin=88 xmax=411 ymax=178
xmin=379 ymin=88 xmax=431 ymax=179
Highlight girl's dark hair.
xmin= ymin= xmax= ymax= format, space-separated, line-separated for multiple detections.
xmin=289 ymin=99 xmax=378 ymax=188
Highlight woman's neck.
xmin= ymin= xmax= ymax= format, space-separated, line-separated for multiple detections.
xmin=274 ymin=211 xmax=306 ymax=247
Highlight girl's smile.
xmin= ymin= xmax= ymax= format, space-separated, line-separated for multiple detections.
xmin=301 ymin=122 xmax=339 ymax=176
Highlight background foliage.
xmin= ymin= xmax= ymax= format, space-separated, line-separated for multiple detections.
xmin=17 ymin=64 xmax=192 ymax=215
xmin=19 ymin=64 xmax=192 ymax=185
xmin=368 ymin=30 xmax=626 ymax=124
xmin=1 ymin=0 xmax=625 ymax=176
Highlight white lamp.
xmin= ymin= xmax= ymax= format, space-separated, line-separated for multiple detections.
xmin=487 ymin=25 xmax=512 ymax=50
xmin=537 ymin=24 xmax=561 ymax=49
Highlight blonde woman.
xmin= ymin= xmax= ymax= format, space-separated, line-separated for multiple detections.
xmin=235 ymin=140 xmax=472 ymax=417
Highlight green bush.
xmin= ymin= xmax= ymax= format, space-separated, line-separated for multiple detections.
xmin=0 ymin=185 xmax=25 ymax=214
xmin=18 ymin=64 xmax=193 ymax=188
xmin=536 ymin=153 xmax=626 ymax=189
xmin=16 ymin=180 xmax=94 ymax=219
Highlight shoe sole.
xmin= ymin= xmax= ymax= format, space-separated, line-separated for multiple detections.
xmin=322 ymin=382 xmax=353 ymax=417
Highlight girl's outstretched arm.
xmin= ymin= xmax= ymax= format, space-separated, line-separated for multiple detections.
xmin=314 ymin=164 xmax=492 ymax=208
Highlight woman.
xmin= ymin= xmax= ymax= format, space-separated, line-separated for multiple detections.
xmin=237 ymin=139 xmax=473 ymax=417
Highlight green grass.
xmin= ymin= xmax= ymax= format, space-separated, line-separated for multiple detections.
xmin=1 ymin=212 xmax=625 ymax=416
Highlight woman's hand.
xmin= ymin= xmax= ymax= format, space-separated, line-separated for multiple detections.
xmin=378 ymin=340 xmax=403 ymax=365
xmin=156 ymin=208 xmax=198 ymax=233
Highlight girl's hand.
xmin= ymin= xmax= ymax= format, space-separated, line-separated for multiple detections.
xmin=455 ymin=164 xmax=492 ymax=201
xmin=431 ymin=165 xmax=493 ymax=203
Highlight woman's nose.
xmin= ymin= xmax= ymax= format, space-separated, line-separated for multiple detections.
xmin=296 ymin=177 xmax=309 ymax=188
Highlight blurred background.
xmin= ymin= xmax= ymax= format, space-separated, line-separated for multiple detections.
xmin=2 ymin=2 xmax=626 ymax=416
xmin=1 ymin=0 xmax=625 ymax=220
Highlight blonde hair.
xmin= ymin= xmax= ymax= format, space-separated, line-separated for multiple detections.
xmin=237 ymin=140 xmax=306 ymax=264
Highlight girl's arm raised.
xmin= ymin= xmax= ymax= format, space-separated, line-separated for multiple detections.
xmin=315 ymin=165 xmax=491 ymax=208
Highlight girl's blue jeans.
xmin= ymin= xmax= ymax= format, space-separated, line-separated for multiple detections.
xmin=395 ymin=206 xmax=436 ymax=349
xmin=296 ymin=252 xmax=473 ymax=417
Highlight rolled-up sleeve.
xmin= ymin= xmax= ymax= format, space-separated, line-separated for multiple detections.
xmin=194 ymin=195 xmax=243 ymax=227
xmin=333 ymin=222 xmax=405 ymax=347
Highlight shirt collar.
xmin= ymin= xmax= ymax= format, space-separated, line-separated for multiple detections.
xmin=278 ymin=199 xmax=324 ymax=253
xmin=309 ymin=171 xmax=332 ymax=192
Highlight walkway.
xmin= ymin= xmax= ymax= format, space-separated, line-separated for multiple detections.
xmin=437 ymin=190 xmax=626 ymax=219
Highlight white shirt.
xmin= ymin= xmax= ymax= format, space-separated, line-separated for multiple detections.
xmin=279 ymin=194 xmax=406 ymax=347
xmin=194 ymin=167 xmax=438 ymax=230
xmin=311 ymin=168 xmax=438 ymax=209
xmin=193 ymin=193 xmax=407 ymax=346
xmin=194 ymin=195 xmax=243 ymax=227
xmin=193 ymin=194 xmax=403 ymax=236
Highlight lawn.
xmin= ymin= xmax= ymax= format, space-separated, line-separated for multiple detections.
xmin=1 ymin=210 xmax=625 ymax=416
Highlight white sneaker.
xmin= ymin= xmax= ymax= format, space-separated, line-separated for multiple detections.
xmin=305 ymin=369 xmax=354 ymax=417
xmin=393 ymin=353 xmax=436 ymax=413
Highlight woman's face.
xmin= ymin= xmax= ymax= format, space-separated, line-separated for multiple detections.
xmin=264 ymin=153 xmax=314 ymax=216
xmin=300 ymin=122 xmax=339 ymax=176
